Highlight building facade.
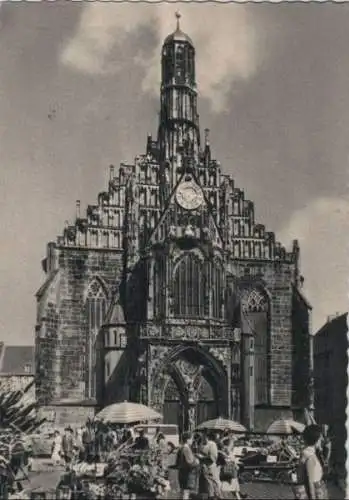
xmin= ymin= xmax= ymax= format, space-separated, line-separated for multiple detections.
xmin=35 ymin=17 xmax=312 ymax=432
xmin=314 ymin=313 xmax=348 ymax=478
xmin=0 ymin=344 xmax=35 ymax=399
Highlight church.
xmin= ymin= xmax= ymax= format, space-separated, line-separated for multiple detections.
xmin=35 ymin=15 xmax=312 ymax=432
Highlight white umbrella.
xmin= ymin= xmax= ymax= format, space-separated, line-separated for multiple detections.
xmin=267 ymin=419 xmax=305 ymax=435
xmin=196 ymin=418 xmax=247 ymax=433
xmin=95 ymin=401 xmax=162 ymax=424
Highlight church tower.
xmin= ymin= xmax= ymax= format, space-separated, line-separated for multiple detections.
xmin=35 ymin=14 xmax=312 ymax=431
xmin=158 ymin=13 xmax=200 ymax=166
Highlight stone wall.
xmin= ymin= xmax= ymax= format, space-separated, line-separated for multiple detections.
xmin=232 ymin=260 xmax=295 ymax=409
xmin=36 ymin=246 xmax=123 ymax=404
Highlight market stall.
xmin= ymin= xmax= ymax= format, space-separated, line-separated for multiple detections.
xmin=56 ymin=402 xmax=170 ymax=500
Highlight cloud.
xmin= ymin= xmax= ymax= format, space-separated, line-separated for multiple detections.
xmin=60 ymin=2 xmax=262 ymax=112
xmin=278 ymin=197 xmax=349 ymax=332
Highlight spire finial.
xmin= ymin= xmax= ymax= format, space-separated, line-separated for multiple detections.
xmin=175 ymin=10 xmax=181 ymax=31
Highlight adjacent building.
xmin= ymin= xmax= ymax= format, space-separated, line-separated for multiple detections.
xmin=35 ymin=16 xmax=312 ymax=432
xmin=314 ymin=313 xmax=348 ymax=478
xmin=0 ymin=344 xmax=35 ymax=398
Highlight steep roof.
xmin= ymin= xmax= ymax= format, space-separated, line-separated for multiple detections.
xmin=0 ymin=345 xmax=35 ymax=374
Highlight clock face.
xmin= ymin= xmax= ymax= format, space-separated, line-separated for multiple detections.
xmin=175 ymin=181 xmax=204 ymax=210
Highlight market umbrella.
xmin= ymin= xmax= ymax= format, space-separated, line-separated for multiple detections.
xmin=267 ymin=419 xmax=305 ymax=435
xmin=95 ymin=401 xmax=162 ymax=424
xmin=196 ymin=418 xmax=247 ymax=433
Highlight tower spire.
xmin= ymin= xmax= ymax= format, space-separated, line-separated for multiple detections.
xmin=175 ymin=10 xmax=181 ymax=31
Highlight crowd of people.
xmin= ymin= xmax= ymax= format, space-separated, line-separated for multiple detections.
xmin=175 ymin=429 xmax=247 ymax=500
xmin=50 ymin=419 xmax=168 ymax=468
xmin=174 ymin=424 xmax=331 ymax=500
xmin=49 ymin=419 xmax=332 ymax=500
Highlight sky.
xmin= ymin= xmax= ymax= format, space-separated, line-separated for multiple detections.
xmin=0 ymin=1 xmax=348 ymax=345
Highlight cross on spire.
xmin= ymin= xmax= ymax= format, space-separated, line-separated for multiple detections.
xmin=175 ymin=10 xmax=181 ymax=31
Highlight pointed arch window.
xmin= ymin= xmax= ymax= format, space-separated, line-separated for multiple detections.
xmin=241 ymin=287 xmax=269 ymax=405
xmin=86 ymin=279 xmax=107 ymax=332
xmin=173 ymin=254 xmax=206 ymax=318
xmin=85 ymin=278 xmax=108 ymax=399
xmin=212 ymin=263 xmax=223 ymax=319
xmin=153 ymin=257 xmax=166 ymax=318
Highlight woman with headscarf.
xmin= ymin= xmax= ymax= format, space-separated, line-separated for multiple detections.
xmin=293 ymin=424 xmax=329 ymax=499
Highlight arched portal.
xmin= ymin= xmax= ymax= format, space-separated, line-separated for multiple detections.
xmin=150 ymin=345 xmax=228 ymax=432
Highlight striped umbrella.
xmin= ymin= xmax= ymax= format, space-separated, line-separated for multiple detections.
xmin=95 ymin=401 xmax=162 ymax=424
xmin=196 ymin=418 xmax=247 ymax=433
xmin=267 ymin=419 xmax=305 ymax=435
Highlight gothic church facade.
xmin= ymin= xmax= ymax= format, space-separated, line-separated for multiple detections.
xmin=35 ymin=18 xmax=312 ymax=431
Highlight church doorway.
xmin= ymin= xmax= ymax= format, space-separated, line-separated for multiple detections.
xmin=156 ymin=347 xmax=226 ymax=433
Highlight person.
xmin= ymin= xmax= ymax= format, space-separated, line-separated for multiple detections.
xmin=317 ymin=426 xmax=332 ymax=478
xmin=293 ymin=424 xmax=329 ymax=499
xmin=82 ymin=420 xmax=95 ymax=462
xmin=61 ymin=426 xmax=75 ymax=467
xmin=176 ymin=431 xmax=200 ymax=500
xmin=51 ymin=430 xmax=62 ymax=466
xmin=106 ymin=425 xmax=118 ymax=452
xmin=219 ymin=441 xmax=243 ymax=500
xmin=192 ymin=433 xmax=202 ymax=454
xmin=156 ymin=432 xmax=167 ymax=452
xmin=221 ymin=430 xmax=235 ymax=454
xmin=198 ymin=430 xmax=222 ymax=500
xmin=95 ymin=421 xmax=108 ymax=461
xmin=133 ymin=429 xmax=149 ymax=450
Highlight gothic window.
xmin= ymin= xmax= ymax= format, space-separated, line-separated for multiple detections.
xmin=175 ymin=46 xmax=185 ymax=83
xmin=233 ymin=221 xmax=239 ymax=237
xmin=85 ymin=278 xmax=108 ymax=398
xmin=173 ymin=254 xmax=206 ymax=318
xmin=241 ymin=288 xmax=269 ymax=405
xmin=153 ymin=257 xmax=165 ymax=318
xmin=212 ymin=263 xmax=223 ymax=319
xmin=241 ymin=288 xmax=268 ymax=313
xmin=120 ymin=189 xmax=125 ymax=206
xmin=86 ymin=279 xmax=108 ymax=331
xmin=255 ymin=243 xmax=261 ymax=258
xmin=244 ymin=222 xmax=250 ymax=237
xmin=102 ymin=231 xmax=109 ymax=248
xmin=139 ymin=188 xmax=146 ymax=206
xmin=233 ymin=201 xmax=239 ymax=215
xmin=244 ymin=242 xmax=249 ymax=258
